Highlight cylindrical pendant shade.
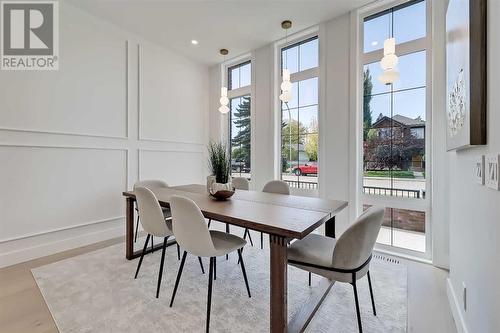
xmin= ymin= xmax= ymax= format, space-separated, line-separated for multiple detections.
xmin=383 ymin=38 xmax=395 ymax=56
xmin=282 ymin=69 xmax=290 ymax=82
xmin=220 ymin=86 xmax=227 ymax=96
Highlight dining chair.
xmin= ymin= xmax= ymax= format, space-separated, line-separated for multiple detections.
xmin=134 ymin=187 xmax=205 ymax=298
xmin=287 ymin=206 xmax=385 ymax=333
xmin=232 ymin=177 xmax=254 ymax=246
xmin=169 ymin=195 xmax=251 ymax=333
xmin=133 ymin=180 xmax=179 ymax=256
xmin=260 ymin=180 xmax=290 ymax=249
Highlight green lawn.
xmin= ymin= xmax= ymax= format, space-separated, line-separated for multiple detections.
xmin=364 ymin=170 xmax=415 ymax=179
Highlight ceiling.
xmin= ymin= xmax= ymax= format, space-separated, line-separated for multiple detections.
xmin=69 ymin=0 xmax=373 ymax=65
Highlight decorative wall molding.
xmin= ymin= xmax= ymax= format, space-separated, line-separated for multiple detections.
xmin=0 ymin=40 xmax=130 ymax=140
xmin=136 ymin=43 xmax=205 ymax=146
xmin=0 ymin=215 xmax=124 ymax=244
xmin=0 ymin=220 xmax=124 ymax=269
xmin=0 ymin=126 xmax=129 ymax=140
xmin=0 ymin=144 xmax=129 ymax=242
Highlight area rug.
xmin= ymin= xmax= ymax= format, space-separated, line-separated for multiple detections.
xmin=32 ymin=233 xmax=407 ymax=332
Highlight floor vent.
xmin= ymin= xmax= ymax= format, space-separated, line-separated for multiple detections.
xmin=373 ymin=254 xmax=400 ymax=264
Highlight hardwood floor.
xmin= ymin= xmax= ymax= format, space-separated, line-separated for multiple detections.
xmin=0 ymin=234 xmax=456 ymax=333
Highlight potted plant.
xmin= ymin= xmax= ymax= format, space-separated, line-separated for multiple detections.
xmin=207 ymin=141 xmax=234 ymax=199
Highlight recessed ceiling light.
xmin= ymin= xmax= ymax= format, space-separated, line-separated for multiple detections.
xmin=191 ymin=40 xmax=198 ymax=45
xmin=371 ymin=41 xmax=378 ymax=46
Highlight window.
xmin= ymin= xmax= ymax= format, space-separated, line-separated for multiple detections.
xmin=228 ymin=61 xmax=252 ymax=179
xmin=229 ymin=61 xmax=251 ymax=90
xmin=280 ymin=36 xmax=319 ymax=190
xmin=362 ymin=0 xmax=429 ymax=254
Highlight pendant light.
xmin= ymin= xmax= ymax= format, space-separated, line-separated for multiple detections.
xmin=219 ymin=48 xmax=230 ymax=114
xmin=378 ymin=9 xmax=399 ymax=85
xmin=378 ymin=37 xmax=400 ymax=85
xmin=279 ymin=20 xmax=293 ymax=103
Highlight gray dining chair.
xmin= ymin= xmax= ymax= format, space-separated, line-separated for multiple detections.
xmin=169 ymin=195 xmax=251 ymax=333
xmin=232 ymin=177 xmax=254 ymax=246
xmin=134 ymin=187 xmax=205 ymax=298
xmin=260 ymin=180 xmax=290 ymax=249
xmin=133 ymin=180 xmax=176 ymax=254
xmin=287 ymin=206 xmax=385 ymax=333
xmin=207 ymin=176 xmax=253 ymax=258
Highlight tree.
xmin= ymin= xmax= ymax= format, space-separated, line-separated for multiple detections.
xmin=231 ymin=96 xmax=251 ymax=166
xmin=281 ymin=119 xmax=307 ymax=162
xmin=305 ymin=117 xmax=318 ymax=161
xmin=363 ymin=68 xmax=373 ymax=140
xmin=363 ymin=126 xmax=424 ymax=171
xmin=281 ymin=119 xmax=307 ymax=145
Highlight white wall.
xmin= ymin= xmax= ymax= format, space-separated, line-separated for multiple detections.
xmin=447 ymin=0 xmax=500 ymax=332
xmin=0 ymin=2 xmax=209 ymax=268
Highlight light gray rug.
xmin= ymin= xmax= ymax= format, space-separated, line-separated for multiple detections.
xmin=32 ymin=233 xmax=407 ymax=332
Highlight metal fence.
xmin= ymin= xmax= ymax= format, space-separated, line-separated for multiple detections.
xmin=283 ymin=181 xmax=423 ymax=199
xmin=363 ymin=186 xmax=422 ymax=198
xmin=283 ymin=180 xmax=318 ymax=190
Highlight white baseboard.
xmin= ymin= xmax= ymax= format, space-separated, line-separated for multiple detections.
xmin=446 ymin=278 xmax=468 ymax=333
xmin=0 ymin=219 xmax=125 ymax=268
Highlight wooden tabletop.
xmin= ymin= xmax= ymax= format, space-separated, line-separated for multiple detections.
xmin=123 ymin=184 xmax=347 ymax=240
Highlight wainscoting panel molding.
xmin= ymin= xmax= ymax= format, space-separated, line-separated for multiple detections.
xmin=0 ymin=6 xmax=128 ymax=139
xmin=138 ymin=42 xmax=208 ymax=145
xmin=0 ymin=145 xmax=128 ymax=242
xmin=0 ymin=2 xmax=209 ymax=268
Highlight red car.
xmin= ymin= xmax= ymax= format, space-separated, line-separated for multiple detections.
xmin=292 ymin=162 xmax=318 ymax=176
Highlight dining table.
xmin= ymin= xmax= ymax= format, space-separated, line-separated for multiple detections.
xmin=122 ymin=183 xmax=348 ymax=333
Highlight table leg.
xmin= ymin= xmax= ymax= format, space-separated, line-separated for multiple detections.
xmin=126 ymin=197 xmax=135 ymax=260
xmin=269 ymin=234 xmax=288 ymax=333
xmin=325 ymin=215 xmax=336 ymax=238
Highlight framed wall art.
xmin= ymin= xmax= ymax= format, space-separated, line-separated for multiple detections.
xmin=446 ymin=0 xmax=487 ymax=150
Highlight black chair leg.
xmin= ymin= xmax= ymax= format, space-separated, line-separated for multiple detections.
xmin=208 ymin=219 xmax=211 ymax=228
xmin=151 ymin=236 xmax=154 ymax=252
xmin=308 ymin=272 xmax=312 ymax=286
xmin=206 ymin=257 xmax=214 ymax=333
xmin=170 ymin=251 xmax=187 ymax=307
xmin=134 ymin=234 xmax=150 ymax=279
xmin=198 ymin=257 xmax=205 ymax=274
xmin=237 ymin=249 xmax=251 ymax=297
xmin=225 ymin=224 xmax=230 ymax=260
xmin=367 ymin=271 xmax=376 ymax=316
xmin=176 ymin=244 xmax=180 ymax=261
xmin=352 ymin=278 xmax=363 ymax=333
xmin=156 ymin=237 xmax=168 ymax=298
xmin=260 ymin=232 xmax=263 ymax=249
xmin=243 ymin=229 xmax=254 ymax=246
xmin=214 ymin=257 xmax=216 ymax=280
xmin=134 ymin=215 xmax=140 ymax=243
xmin=237 ymin=247 xmax=244 ymax=265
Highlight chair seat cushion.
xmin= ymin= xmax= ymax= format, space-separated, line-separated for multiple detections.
xmin=288 ymin=233 xmax=336 ymax=268
xmin=288 ymin=233 xmax=371 ymax=283
xmin=210 ymin=230 xmax=246 ymax=257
